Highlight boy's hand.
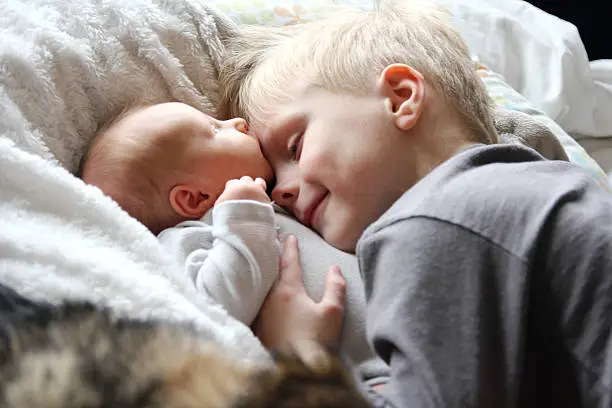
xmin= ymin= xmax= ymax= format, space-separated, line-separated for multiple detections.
xmin=253 ymin=235 xmax=346 ymax=350
xmin=216 ymin=176 xmax=271 ymax=205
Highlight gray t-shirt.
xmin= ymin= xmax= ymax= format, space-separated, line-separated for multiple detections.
xmin=357 ymin=143 xmax=612 ymax=408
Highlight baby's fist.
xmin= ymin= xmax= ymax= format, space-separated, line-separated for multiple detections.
xmin=216 ymin=176 xmax=271 ymax=205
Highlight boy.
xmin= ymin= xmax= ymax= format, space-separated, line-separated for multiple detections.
xmin=221 ymin=1 xmax=612 ymax=407
xmin=80 ymin=102 xmax=279 ymax=325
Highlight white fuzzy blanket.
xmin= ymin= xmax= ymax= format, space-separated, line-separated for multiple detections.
xmin=0 ymin=0 xmax=235 ymax=172
xmin=0 ymin=0 xmax=268 ymax=361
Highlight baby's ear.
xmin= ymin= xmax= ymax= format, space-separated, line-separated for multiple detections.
xmin=169 ymin=185 xmax=213 ymax=219
xmin=377 ymin=63 xmax=425 ymax=131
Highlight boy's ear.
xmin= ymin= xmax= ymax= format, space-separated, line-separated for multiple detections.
xmin=169 ymin=184 xmax=213 ymax=219
xmin=377 ymin=64 xmax=425 ymax=131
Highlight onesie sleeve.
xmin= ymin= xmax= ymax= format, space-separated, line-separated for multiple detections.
xmin=186 ymin=200 xmax=279 ymax=325
xmin=201 ymin=200 xmax=279 ymax=325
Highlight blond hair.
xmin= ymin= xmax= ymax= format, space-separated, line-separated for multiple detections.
xmin=220 ymin=0 xmax=497 ymax=144
xmin=80 ymin=106 xmax=187 ymax=234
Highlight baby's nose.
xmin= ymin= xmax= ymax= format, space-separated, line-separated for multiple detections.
xmin=224 ymin=117 xmax=248 ymax=133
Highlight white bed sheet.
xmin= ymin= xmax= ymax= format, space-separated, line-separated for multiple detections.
xmin=433 ymin=0 xmax=612 ymax=179
xmin=435 ymin=0 xmax=612 ymax=139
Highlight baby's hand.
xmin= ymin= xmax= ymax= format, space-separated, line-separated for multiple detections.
xmin=216 ymin=176 xmax=271 ymax=205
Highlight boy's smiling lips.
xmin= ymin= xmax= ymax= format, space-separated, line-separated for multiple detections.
xmin=300 ymin=192 xmax=329 ymax=230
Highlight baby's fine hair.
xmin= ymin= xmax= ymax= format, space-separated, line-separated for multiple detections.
xmin=80 ymin=106 xmax=186 ymax=234
xmin=220 ymin=0 xmax=497 ymax=144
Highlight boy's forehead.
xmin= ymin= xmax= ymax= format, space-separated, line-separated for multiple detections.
xmin=247 ymin=73 xmax=313 ymax=113
xmin=250 ymin=81 xmax=316 ymax=123
xmin=250 ymin=83 xmax=329 ymax=146
xmin=248 ymin=112 xmax=284 ymax=155
xmin=249 ymin=104 xmax=290 ymax=137
xmin=245 ymin=104 xmax=285 ymax=140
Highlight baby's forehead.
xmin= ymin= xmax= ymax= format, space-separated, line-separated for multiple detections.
xmin=85 ymin=103 xmax=209 ymax=169
xmin=128 ymin=102 xmax=212 ymax=124
xmin=116 ymin=103 xmax=211 ymax=139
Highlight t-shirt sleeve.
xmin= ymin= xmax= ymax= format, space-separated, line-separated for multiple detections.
xmin=358 ymin=216 xmax=529 ymax=407
xmin=540 ymin=191 xmax=612 ymax=407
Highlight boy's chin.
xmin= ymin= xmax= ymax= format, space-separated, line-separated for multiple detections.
xmin=322 ymin=228 xmax=359 ymax=254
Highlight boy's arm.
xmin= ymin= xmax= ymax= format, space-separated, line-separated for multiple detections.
xmin=193 ymin=200 xmax=280 ymax=325
xmin=357 ymin=216 xmax=528 ymax=408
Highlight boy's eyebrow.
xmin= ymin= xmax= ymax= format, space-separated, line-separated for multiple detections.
xmin=259 ymin=113 xmax=290 ymax=151
xmin=258 ymin=121 xmax=280 ymax=160
xmin=264 ymin=112 xmax=306 ymax=149
xmin=257 ymin=100 xmax=306 ymax=158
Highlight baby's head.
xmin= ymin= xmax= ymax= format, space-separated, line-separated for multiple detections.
xmin=81 ymin=102 xmax=272 ymax=234
xmin=220 ymin=0 xmax=497 ymax=252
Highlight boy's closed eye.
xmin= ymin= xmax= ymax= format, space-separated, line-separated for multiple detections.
xmin=288 ymin=132 xmax=304 ymax=160
xmin=264 ymin=113 xmax=307 ymax=160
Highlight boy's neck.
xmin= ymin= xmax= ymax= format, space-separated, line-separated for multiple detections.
xmin=410 ymin=119 xmax=479 ymax=184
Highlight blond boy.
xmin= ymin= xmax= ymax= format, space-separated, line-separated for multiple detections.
xmin=220 ymin=2 xmax=612 ymax=407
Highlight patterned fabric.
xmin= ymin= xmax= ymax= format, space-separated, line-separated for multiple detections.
xmin=477 ymin=64 xmax=612 ymax=191
xmin=208 ymin=0 xmax=336 ymax=26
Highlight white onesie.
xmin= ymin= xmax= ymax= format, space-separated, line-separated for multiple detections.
xmin=157 ymin=200 xmax=279 ymax=325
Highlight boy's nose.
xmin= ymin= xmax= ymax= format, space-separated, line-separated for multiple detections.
xmin=224 ymin=117 xmax=248 ymax=133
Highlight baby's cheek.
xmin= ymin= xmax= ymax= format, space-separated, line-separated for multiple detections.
xmin=338 ymin=151 xmax=371 ymax=184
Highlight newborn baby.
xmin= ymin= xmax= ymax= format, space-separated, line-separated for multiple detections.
xmin=81 ymin=102 xmax=278 ymax=325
